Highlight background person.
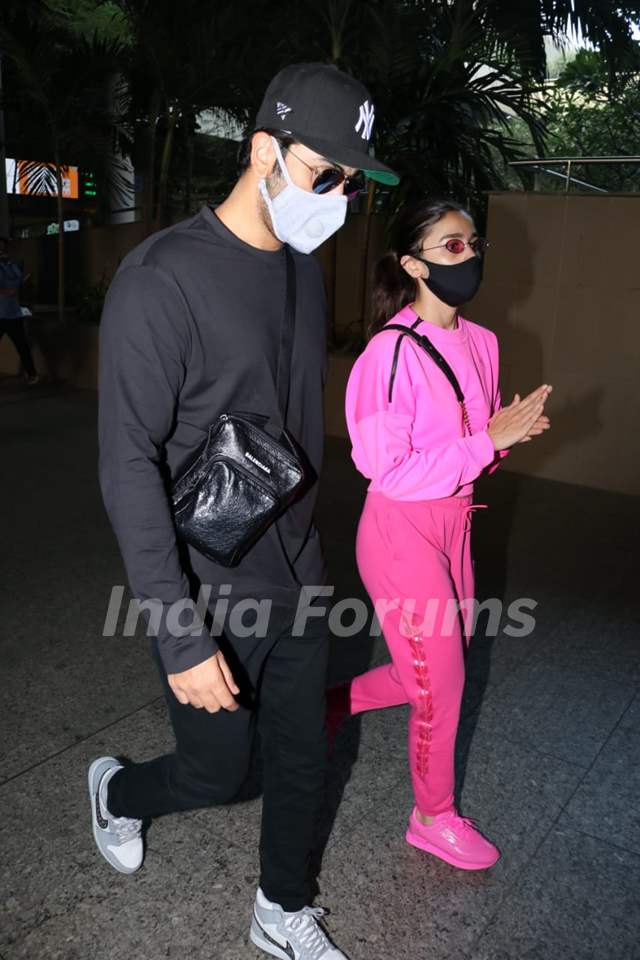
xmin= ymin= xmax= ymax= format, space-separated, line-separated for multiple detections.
xmin=0 ymin=238 xmax=40 ymax=385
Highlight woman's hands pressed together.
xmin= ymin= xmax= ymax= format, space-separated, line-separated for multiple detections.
xmin=487 ymin=384 xmax=552 ymax=450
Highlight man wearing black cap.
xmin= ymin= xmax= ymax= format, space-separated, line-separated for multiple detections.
xmin=90 ymin=63 xmax=397 ymax=960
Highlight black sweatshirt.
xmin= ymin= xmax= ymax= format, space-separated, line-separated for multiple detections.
xmin=98 ymin=206 xmax=329 ymax=673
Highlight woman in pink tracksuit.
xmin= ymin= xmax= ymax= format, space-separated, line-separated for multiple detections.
xmin=330 ymin=199 xmax=552 ymax=870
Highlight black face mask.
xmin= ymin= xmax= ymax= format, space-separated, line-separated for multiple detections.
xmin=415 ymin=254 xmax=484 ymax=307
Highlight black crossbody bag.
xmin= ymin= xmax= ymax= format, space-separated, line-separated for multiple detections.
xmin=170 ymin=245 xmax=306 ymax=567
xmin=380 ymin=318 xmax=472 ymax=434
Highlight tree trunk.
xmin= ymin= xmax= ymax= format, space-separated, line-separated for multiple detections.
xmin=54 ymin=153 xmax=65 ymax=326
xmin=156 ymin=105 xmax=177 ymax=225
xmin=142 ymin=88 xmax=161 ymax=232
xmin=0 ymin=55 xmax=10 ymax=239
xmin=325 ymin=0 xmax=355 ymax=63
xmin=357 ymin=179 xmax=377 ymax=344
xmin=184 ymin=130 xmax=194 ymax=215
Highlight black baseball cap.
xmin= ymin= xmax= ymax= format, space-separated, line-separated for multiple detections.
xmin=255 ymin=62 xmax=399 ymax=186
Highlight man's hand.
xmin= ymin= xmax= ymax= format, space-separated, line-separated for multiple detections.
xmin=488 ymin=384 xmax=552 ymax=450
xmin=168 ymin=650 xmax=240 ymax=713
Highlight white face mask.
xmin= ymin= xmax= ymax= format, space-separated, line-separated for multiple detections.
xmin=258 ymin=137 xmax=348 ymax=254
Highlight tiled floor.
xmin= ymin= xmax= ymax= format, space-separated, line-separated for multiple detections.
xmin=1 ymin=380 xmax=638 ymax=960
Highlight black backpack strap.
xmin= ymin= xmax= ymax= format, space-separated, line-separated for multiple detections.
xmin=386 ymin=315 xmax=420 ymax=391
xmin=388 ymin=335 xmax=405 ymax=404
xmin=385 ymin=314 xmax=422 ymax=403
xmin=379 ymin=323 xmax=464 ymax=404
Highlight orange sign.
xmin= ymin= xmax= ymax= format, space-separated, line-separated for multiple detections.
xmin=6 ymin=160 xmax=79 ymax=199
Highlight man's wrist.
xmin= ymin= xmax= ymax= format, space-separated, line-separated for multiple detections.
xmin=156 ymin=633 xmax=219 ymax=675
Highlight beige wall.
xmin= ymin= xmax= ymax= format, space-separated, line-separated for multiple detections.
xmin=470 ymin=192 xmax=640 ymax=496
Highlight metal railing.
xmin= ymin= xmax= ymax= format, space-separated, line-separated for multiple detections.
xmin=508 ymin=157 xmax=640 ymax=193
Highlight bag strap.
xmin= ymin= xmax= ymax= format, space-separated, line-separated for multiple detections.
xmin=272 ymin=247 xmax=302 ymax=585
xmin=381 ymin=322 xmax=471 ymax=434
xmin=275 ymin=245 xmax=296 ymax=423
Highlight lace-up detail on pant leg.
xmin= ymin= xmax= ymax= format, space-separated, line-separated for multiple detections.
xmin=401 ymin=612 xmax=434 ymax=781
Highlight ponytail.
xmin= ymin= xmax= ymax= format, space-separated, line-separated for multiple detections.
xmin=368 ymin=254 xmax=416 ymax=338
xmin=367 ymin=197 xmax=473 ymax=340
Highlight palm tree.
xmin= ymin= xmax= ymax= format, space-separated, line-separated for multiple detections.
xmin=3 ymin=0 xmax=637 ymax=330
xmin=111 ymin=0 xmax=267 ymax=226
xmin=0 ymin=3 xmax=131 ymax=322
xmin=272 ymin=0 xmax=639 ymax=345
xmin=477 ymin=0 xmax=640 ymax=84
xmin=269 ymin=0 xmax=547 ymax=345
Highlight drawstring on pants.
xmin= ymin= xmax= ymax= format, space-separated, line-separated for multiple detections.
xmin=462 ymin=502 xmax=488 ymax=533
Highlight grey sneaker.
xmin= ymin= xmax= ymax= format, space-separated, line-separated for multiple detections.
xmin=88 ymin=756 xmax=143 ymax=874
xmin=250 ymin=887 xmax=348 ymax=960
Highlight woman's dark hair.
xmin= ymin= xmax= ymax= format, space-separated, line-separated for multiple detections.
xmin=368 ymin=198 xmax=473 ymax=338
xmin=237 ymin=127 xmax=295 ymax=176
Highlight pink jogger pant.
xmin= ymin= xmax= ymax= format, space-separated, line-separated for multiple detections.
xmin=352 ymin=490 xmax=484 ymax=816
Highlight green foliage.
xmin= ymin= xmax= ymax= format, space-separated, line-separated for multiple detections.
xmin=206 ymin=0 xmax=640 ymax=216
xmin=0 ymin=1 xmax=134 ymax=320
xmin=543 ymin=49 xmax=640 ymax=191
xmin=356 ymin=1 xmax=548 ymax=218
xmin=2 ymin=0 xmax=640 ymax=220
xmin=471 ymin=0 xmax=640 ymax=82
xmin=0 ymin=5 xmax=132 ymax=205
xmin=45 ymin=0 xmax=130 ymax=43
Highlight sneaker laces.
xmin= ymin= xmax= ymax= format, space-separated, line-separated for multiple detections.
xmin=283 ymin=906 xmax=331 ymax=959
xmin=455 ymin=814 xmax=477 ymax=829
xmin=435 ymin=811 xmax=479 ymax=836
xmin=112 ymin=815 xmax=142 ymax=845
xmin=98 ymin=770 xmax=141 ymax=845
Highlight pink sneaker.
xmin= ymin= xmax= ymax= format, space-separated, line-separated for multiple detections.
xmin=405 ymin=807 xmax=500 ymax=870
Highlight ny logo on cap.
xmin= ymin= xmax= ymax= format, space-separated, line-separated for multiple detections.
xmin=276 ymin=101 xmax=292 ymax=118
xmin=355 ymin=100 xmax=375 ymax=140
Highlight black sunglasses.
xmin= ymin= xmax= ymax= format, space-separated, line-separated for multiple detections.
xmin=286 ymin=147 xmax=367 ymax=201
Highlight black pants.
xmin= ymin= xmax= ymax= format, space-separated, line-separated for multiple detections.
xmin=107 ymin=597 xmax=329 ymax=912
xmin=0 ymin=318 xmax=37 ymax=378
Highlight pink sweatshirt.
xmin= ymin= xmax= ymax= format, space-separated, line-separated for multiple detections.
xmin=345 ymin=304 xmax=507 ymax=501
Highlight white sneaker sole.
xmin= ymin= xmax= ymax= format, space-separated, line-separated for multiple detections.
xmin=88 ymin=757 xmax=142 ymax=875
